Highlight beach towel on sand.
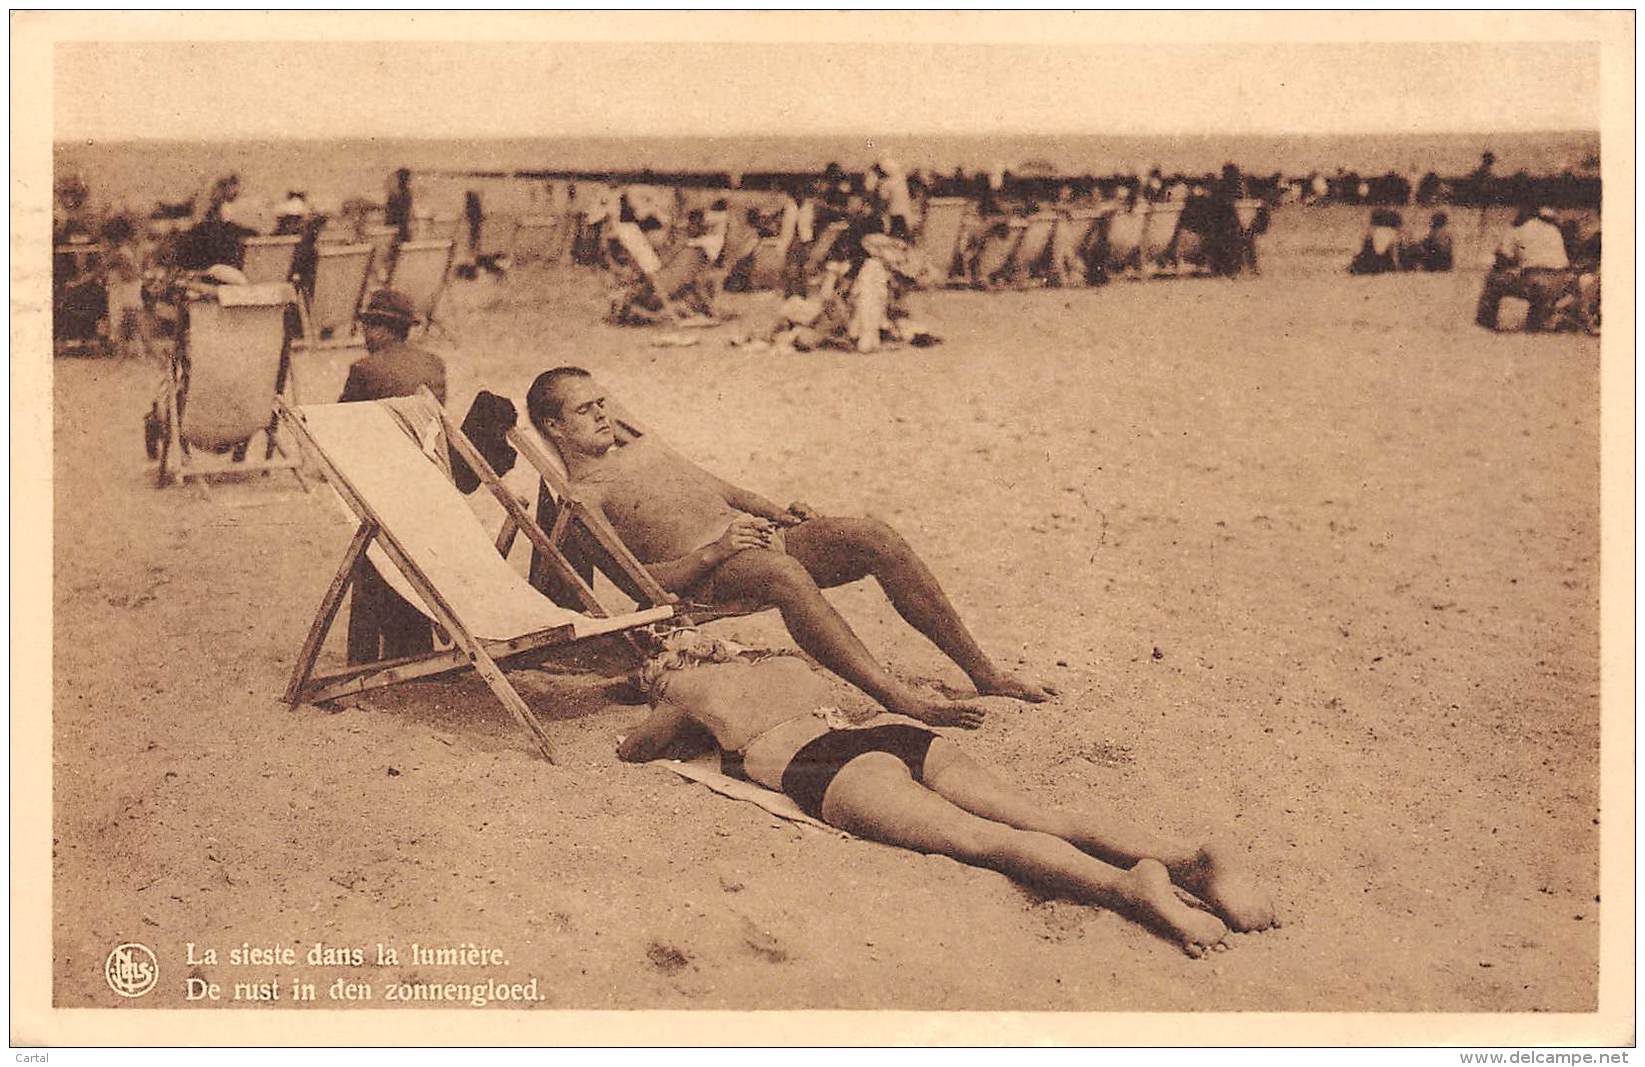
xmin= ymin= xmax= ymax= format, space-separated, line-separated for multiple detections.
xmin=650 ymin=754 xmax=846 ymax=837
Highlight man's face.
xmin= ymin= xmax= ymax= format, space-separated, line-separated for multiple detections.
xmin=544 ymin=376 xmax=615 ymax=458
xmin=362 ymin=321 xmax=396 ymax=353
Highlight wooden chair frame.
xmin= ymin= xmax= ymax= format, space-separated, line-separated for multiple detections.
xmin=156 ymin=288 xmax=306 ymax=488
xmin=278 ymin=389 xmax=674 ymax=763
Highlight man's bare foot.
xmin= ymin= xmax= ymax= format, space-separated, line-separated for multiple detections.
xmin=886 ymin=691 xmax=987 ymax=730
xmin=973 ymin=669 xmax=1058 ymax=703
xmin=1121 ymin=859 xmax=1230 ymax=958
xmin=1173 ymin=842 xmax=1277 ymax=932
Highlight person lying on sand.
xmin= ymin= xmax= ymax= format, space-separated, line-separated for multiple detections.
xmin=618 ymin=628 xmax=1277 ymax=957
xmin=526 ymin=366 xmax=1054 ymax=728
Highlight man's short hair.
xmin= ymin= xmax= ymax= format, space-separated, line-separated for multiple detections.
xmin=527 ymin=366 xmax=593 ymax=427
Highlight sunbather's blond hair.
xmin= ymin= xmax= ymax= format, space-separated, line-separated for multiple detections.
xmin=636 ymin=627 xmax=795 ymax=704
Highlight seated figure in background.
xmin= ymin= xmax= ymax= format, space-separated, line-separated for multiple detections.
xmin=1475 ymin=206 xmax=1571 ymax=331
xmin=1401 ymin=211 xmax=1454 ymax=272
xmin=1347 ymin=208 xmax=1404 ymax=275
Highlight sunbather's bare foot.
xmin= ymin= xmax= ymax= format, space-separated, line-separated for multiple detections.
xmin=1121 ymin=859 xmax=1231 ymax=958
xmin=973 ymin=668 xmax=1058 ymax=703
xmin=886 ymin=690 xmax=987 ymax=730
xmin=1173 ymin=842 xmax=1277 ymax=932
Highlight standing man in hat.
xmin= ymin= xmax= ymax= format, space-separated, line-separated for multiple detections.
xmin=339 ymin=288 xmax=448 ymax=664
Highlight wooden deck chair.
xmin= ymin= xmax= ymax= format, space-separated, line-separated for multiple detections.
xmin=544 ymin=209 xmax=575 ymax=263
xmin=155 ymin=282 xmax=304 ymax=487
xmin=240 ymin=235 xmax=301 ymax=285
xmin=478 ymin=215 xmax=518 ymax=257
xmin=53 ymin=242 xmax=106 ymax=356
xmin=745 ymin=235 xmax=789 ymax=290
xmin=386 ymin=239 xmax=457 ymax=334
xmin=718 ymin=209 xmax=765 ymax=289
xmin=1143 ymin=202 xmax=1185 ymax=274
xmin=971 ymin=218 xmax=1026 ymax=286
xmin=801 ymin=220 xmax=851 ymax=276
xmin=278 ymin=391 xmax=674 ymax=763
xmin=1104 ymin=208 xmax=1147 ymax=276
xmin=302 ymin=242 xmax=375 ymax=349
xmin=509 ymin=215 xmax=561 ymax=265
xmin=501 ymin=414 xmax=768 ymax=626
xmin=1049 ymin=209 xmax=1104 ymax=285
xmin=915 ymin=197 xmax=970 ymax=283
xmin=360 ymin=224 xmax=400 ymax=281
xmin=1007 ymin=212 xmax=1058 ymax=285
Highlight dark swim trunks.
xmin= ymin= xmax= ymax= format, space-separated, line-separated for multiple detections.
xmin=778 ymin=724 xmax=938 ymax=819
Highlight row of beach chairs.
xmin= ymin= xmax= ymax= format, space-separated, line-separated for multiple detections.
xmin=241 ymin=233 xmax=457 ymax=348
xmin=912 ymin=196 xmax=1267 ymax=285
xmin=437 ymin=194 xmax=1265 ymax=290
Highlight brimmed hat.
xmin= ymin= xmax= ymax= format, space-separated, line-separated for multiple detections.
xmin=359 ymin=288 xmax=418 ymax=328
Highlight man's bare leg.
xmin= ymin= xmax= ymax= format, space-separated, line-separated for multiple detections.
xmin=919 ymin=740 xmax=1277 ymax=931
xmin=784 ymin=518 xmax=1055 ymax=702
xmin=820 ymin=753 xmax=1230 ymax=957
xmin=707 ymin=549 xmax=988 ymax=728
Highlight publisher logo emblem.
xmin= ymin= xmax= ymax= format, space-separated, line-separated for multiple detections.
xmin=105 ymin=943 xmax=158 ymax=998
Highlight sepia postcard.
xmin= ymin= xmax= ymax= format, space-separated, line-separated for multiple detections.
xmin=11 ymin=9 xmax=1635 ymax=1049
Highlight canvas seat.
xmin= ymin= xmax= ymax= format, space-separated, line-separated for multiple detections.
xmin=385 ymin=239 xmax=457 ymax=334
xmin=300 ymin=242 xmax=375 ymax=348
xmin=279 ymin=390 xmax=674 ymax=762
xmin=913 ymin=197 xmax=970 ymax=284
xmin=238 ymin=235 xmax=301 ymax=285
xmin=153 ymin=281 xmax=305 ymax=487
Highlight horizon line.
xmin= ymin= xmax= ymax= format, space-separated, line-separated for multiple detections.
xmin=55 ymin=127 xmax=1601 ymax=147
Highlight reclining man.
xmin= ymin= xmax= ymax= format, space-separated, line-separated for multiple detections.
xmin=526 ymin=366 xmax=1054 ymax=728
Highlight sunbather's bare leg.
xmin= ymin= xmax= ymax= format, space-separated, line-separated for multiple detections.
xmin=706 ymin=548 xmax=988 ymax=729
xmin=820 ymin=753 xmax=1230 ymax=957
xmin=918 ymin=740 xmax=1276 ymax=931
xmin=782 ymin=518 xmax=1056 ymax=703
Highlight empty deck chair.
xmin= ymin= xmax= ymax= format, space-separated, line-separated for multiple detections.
xmin=509 ymin=216 xmax=561 ymax=265
xmin=239 ymin=235 xmax=301 ymax=285
xmin=1104 ymin=207 xmax=1147 ymax=277
xmin=1007 ymin=212 xmax=1058 ymax=285
xmin=914 ymin=197 xmax=970 ymax=284
xmin=279 ymin=391 xmax=674 ymax=762
xmin=153 ymin=282 xmax=304 ymax=487
xmin=1143 ymin=202 xmax=1186 ymax=275
xmin=745 ymin=235 xmax=790 ymax=290
xmin=385 ymin=239 xmax=456 ymax=333
xmin=302 ymin=242 xmax=375 ymax=348
xmin=802 ymin=220 xmax=851 ymax=276
xmin=1048 ymin=208 xmax=1105 ymax=285
xmin=970 ymin=218 xmax=1026 ymax=287
xmin=477 ymin=215 xmax=518 ymax=258
xmin=360 ymin=224 xmax=400 ymax=281
xmin=53 ymin=241 xmax=105 ymax=355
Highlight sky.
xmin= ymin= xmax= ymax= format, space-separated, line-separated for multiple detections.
xmin=52 ymin=32 xmax=1602 ymax=144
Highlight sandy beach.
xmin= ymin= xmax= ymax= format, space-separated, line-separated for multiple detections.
xmin=50 ymin=205 xmax=1601 ymax=1012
